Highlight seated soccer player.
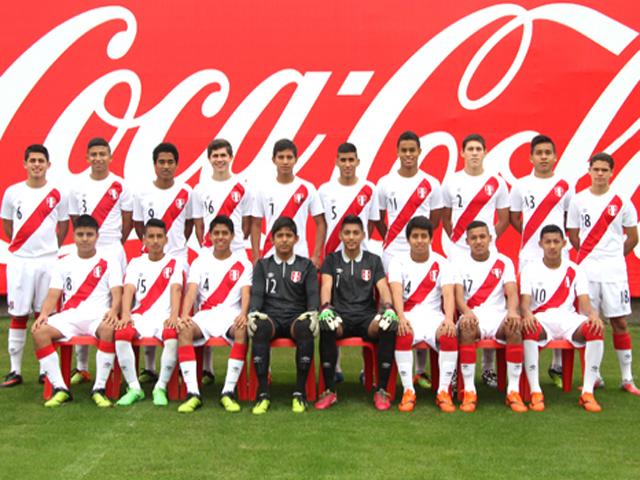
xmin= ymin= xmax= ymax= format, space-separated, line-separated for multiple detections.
xmin=176 ymin=215 xmax=252 ymax=413
xmin=454 ymin=221 xmax=526 ymax=413
xmin=30 ymin=214 xmax=122 ymax=407
xmin=315 ymin=215 xmax=398 ymax=411
xmin=389 ymin=216 xmax=457 ymax=412
xmin=248 ymin=216 xmax=319 ymax=414
xmin=114 ymin=219 xmax=183 ymax=406
xmin=520 ymin=224 xmax=605 ymax=412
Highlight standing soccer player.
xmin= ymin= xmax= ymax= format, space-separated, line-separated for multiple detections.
xmin=248 ymin=217 xmax=319 ymax=414
xmin=250 ymin=139 xmax=326 ymax=268
xmin=454 ymin=221 xmax=526 ymax=413
xmin=389 ymin=216 xmax=458 ymax=412
xmin=567 ymin=152 xmax=639 ymax=395
xmin=1 ymin=144 xmax=69 ymax=387
xmin=30 ymin=214 xmax=122 ymax=407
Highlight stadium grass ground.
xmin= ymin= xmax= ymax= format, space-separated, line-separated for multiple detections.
xmin=0 ymin=318 xmax=638 ymax=479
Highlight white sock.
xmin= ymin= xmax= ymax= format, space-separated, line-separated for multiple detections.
xmin=583 ymin=340 xmax=604 ymax=394
xmin=616 ymin=349 xmax=633 ymax=383
xmin=93 ymin=350 xmax=115 ymax=390
xmin=144 ymin=346 xmax=157 ymax=373
xmin=415 ymin=349 xmax=427 ymax=375
xmin=394 ymin=350 xmax=414 ymax=393
xmin=75 ymin=344 xmax=90 ymax=372
xmin=203 ymin=346 xmax=214 ymax=374
xmin=507 ymin=361 xmax=522 ymax=393
xmin=180 ymin=360 xmax=199 ymax=395
xmin=524 ymin=340 xmax=542 ymax=393
xmin=482 ymin=348 xmax=494 ymax=372
xmin=39 ymin=351 xmax=67 ymax=390
xmin=438 ymin=350 xmax=458 ymax=393
xmin=335 ymin=348 xmax=342 ymax=374
xmin=8 ymin=328 xmax=26 ymax=374
xmin=551 ymin=349 xmax=563 ymax=370
xmin=155 ymin=339 xmax=178 ymax=390
xmin=222 ymin=358 xmax=244 ymax=394
xmin=115 ymin=340 xmax=141 ymax=390
xmin=461 ymin=363 xmax=476 ymax=393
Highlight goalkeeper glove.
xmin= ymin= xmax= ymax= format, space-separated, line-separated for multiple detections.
xmin=378 ymin=303 xmax=398 ymax=332
xmin=247 ymin=311 xmax=269 ymax=337
xmin=297 ymin=310 xmax=320 ymax=337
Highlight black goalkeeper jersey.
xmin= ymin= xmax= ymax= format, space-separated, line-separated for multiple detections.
xmin=320 ymin=250 xmax=386 ymax=324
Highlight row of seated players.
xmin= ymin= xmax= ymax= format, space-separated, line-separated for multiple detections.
xmin=34 ymin=212 xmax=614 ymax=414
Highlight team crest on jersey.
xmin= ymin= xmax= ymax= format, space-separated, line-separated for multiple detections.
xmin=607 ymin=205 xmax=619 ymax=216
xmin=175 ymin=198 xmax=185 ymax=209
xmin=291 ymin=270 xmax=302 ymax=283
xmin=484 ymin=184 xmax=495 ymax=196
xmin=430 ymin=269 xmax=439 ymax=281
xmin=231 ymin=191 xmax=241 ymax=203
xmin=293 ymin=193 xmax=306 ymax=205
xmin=108 ymin=188 xmax=119 ymax=200
xmin=46 ymin=195 xmax=58 ymax=208
xmin=417 ymin=187 xmax=428 ymax=199
xmin=163 ymin=267 xmax=174 ymax=279
xmin=229 ymin=269 xmax=240 ymax=281
xmin=93 ymin=265 xmax=103 ymax=278
xmin=491 ymin=268 xmax=503 ymax=278
xmin=553 ymin=186 xmax=565 ymax=197
xmin=357 ymin=194 xmax=369 ymax=206
xmin=361 ymin=269 xmax=372 ymax=281
xmin=564 ymin=275 xmax=572 ymax=288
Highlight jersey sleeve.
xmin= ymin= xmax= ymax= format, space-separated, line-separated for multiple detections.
xmin=191 ymin=186 xmax=204 ymax=219
xmin=56 ymin=188 xmax=69 ymax=221
xmin=367 ymin=182 xmax=381 ymax=221
xmin=563 ymin=183 xmax=574 ymax=213
xmin=519 ymin=265 xmax=533 ymax=296
xmin=187 ymin=258 xmax=202 ymax=285
xmin=170 ymin=259 xmax=184 ymax=287
xmin=48 ymin=260 xmax=65 ymax=290
xmin=107 ymin=259 xmax=123 ymax=289
xmin=566 ymin=197 xmax=580 ymax=229
xmin=429 ymin=179 xmax=444 ymax=210
xmin=185 ymin=189 xmax=194 ymax=220
xmin=240 ymin=181 xmax=253 ymax=217
xmin=441 ymin=180 xmax=453 ymax=208
xmin=249 ymin=260 xmax=266 ymax=311
xmin=495 ymin=177 xmax=510 ymax=209
xmin=307 ymin=184 xmax=324 ymax=217
xmin=250 ymin=186 xmax=265 ymax=218
xmin=1 ymin=187 xmax=14 ymax=220
xmin=123 ymin=258 xmax=139 ymax=287
xmin=320 ymin=253 xmax=334 ymax=276
xmin=68 ymin=187 xmax=80 ymax=216
xmin=132 ymin=192 xmax=144 ymax=222
xmin=509 ymin=181 xmax=523 ymax=212
xmin=387 ymin=257 xmax=403 ymax=284
xmin=574 ymin=266 xmax=589 ymax=297
xmin=375 ymin=179 xmax=387 ymax=212
xmin=304 ymin=261 xmax=320 ymax=310
xmin=120 ymin=184 xmax=133 ymax=212
xmin=239 ymin=259 xmax=253 ymax=288
xmin=622 ymin=198 xmax=638 ymax=227
xmin=502 ymin=256 xmax=517 ymax=284
xmin=439 ymin=261 xmax=456 ymax=286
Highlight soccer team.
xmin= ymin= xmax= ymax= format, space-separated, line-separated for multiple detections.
xmin=1 ymin=131 xmax=638 ymax=414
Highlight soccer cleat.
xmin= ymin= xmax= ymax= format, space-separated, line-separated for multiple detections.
xmin=315 ymin=390 xmax=338 ymax=410
xmin=413 ymin=372 xmax=432 ymax=390
xmin=595 ymin=376 xmax=605 ymax=389
xmin=70 ymin=369 xmax=92 ymax=385
xmin=220 ymin=392 xmax=241 ymax=413
xmin=460 ymin=391 xmax=478 ymax=413
xmin=398 ymin=390 xmax=417 ymax=412
xmin=38 ymin=373 xmax=46 ymax=385
xmin=435 ymin=391 xmax=456 ymax=413
xmin=252 ymin=394 xmax=271 ymax=415
xmin=178 ymin=393 xmax=203 ymax=413
xmin=44 ymin=388 xmax=72 ymax=408
xmin=292 ymin=393 xmax=308 ymax=413
xmin=202 ymin=370 xmax=215 ymax=386
xmin=620 ymin=381 xmax=640 ymax=396
xmin=152 ymin=388 xmax=169 ymax=406
xmin=528 ymin=392 xmax=545 ymax=412
xmin=334 ymin=371 xmax=344 ymax=384
xmin=0 ymin=371 xmax=23 ymax=388
xmin=505 ymin=391 xmax=528 ymax=413
xmin=481 ymin=369 xmax=498 ymax=388
xmin=138 ymin=369 xmax=158 ymax=384
xmin=579 ymin=393 xmax=602 ymax=412
xmin=116 ymin=388 xmax=145 ymax=406
xmin=373 ymin=389 xmax=391 ymax=411
xmin=91 ymin=389 xmax=113 ymax=408
xmin=548 ymin=366 xmax=563 ymax=389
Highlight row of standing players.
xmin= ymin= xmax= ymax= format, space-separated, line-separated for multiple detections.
xmin=1 ymin=131 xmax=638 ymax=413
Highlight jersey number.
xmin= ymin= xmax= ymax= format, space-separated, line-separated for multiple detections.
xmin=621 ymin=290 xmax=630 ymax=305
xmin=524 ymin=195 xmax=535 ymax=209
xmin=137 ymin=278 xmax=147 ymax=294
xmin=581 ymin=214 xmax=591 ymax=228
xmin=148 ymin=208 xmax=155 ymax=218
xmin=81 ymin=199 xmax=88 ymax=214
xmin=65 ymin=277 xmax=72 ymax=291
xmin=463 ymin=279 xmax=473 ymax=295
xmin=456 ymin=194 xmax=463 ymax=208
xmin=16 ymin=206 xmax=22 ymax=220
xmin=265 ymin=278 xmax=277 ymax=294
xmin=207 ymin=201 xmax=215 ymax=214
xmin=404 ymin=280 xmax=412 ymax=296
xmin=331 ymin=205 xmax=337 ymax=220
xmin=388 ymin=197 xmax=398 ymax=211
xmin=203 ymin=278 xmax=209 ymax=291
xmin=533 ymin=288 xmax=546 ymax=304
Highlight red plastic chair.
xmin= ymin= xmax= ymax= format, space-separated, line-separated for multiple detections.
xmin=317 ymin=337 xmax=376 ymax=392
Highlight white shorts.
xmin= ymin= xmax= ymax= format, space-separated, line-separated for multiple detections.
xmin=588 ymin=280 xmax=631 ymax=318
xmin=131 ymin=311 xmax=166 ymax=340
xmin=47 ymin=307 xmax=108 ymax=341
xmin=473 ymin=306 xmax=506 ymax=343
xmin=192 ymin=306 xmax=239 ymax=345
xmin=535 ymin=309 xmax=586 ymax=348
xmin=405 ymin=306 xmax=444 ymax=351
xmin=6 ymin=254 xmax=56 ymax=316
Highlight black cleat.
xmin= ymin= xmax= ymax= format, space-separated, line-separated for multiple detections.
xmin=0 ymin=371 xmax=23 ymax=388
xmin=38 ymin=373 xmax=46 ymax=385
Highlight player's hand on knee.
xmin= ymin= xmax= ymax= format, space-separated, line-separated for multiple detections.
xmin=398 ymin=316 xmax=412 ymax=336
xmin=586 ymin=313 xmax=604 ymax=336
xmin=31 ymin=315 xmax=48 ymax=333
xmin=177 ymin=315 xmax=193 ymax=332
xmin=378 ymin=303 xmax=399 ymax=332
xmin=248 ymin=311 xmax=269 ymax=337
xmin=234 ymin=313 xmax=248 ymax=330
xmin=297 ymin=310 xmax=319 ymax=337
xmin=103 ymin=309 xmax=119 ymax=327
xmin=504 ymin=309 xmax=522 ymax=330
xmin=164 ymin=316 xmax=179 ymax=329
xmin=522 ymin=312 xmax=538 ymax=335
xmin=318 ymin=304 xmax=338 ymax=331
xmin=440 ymin=319 xmax=456 ymax=337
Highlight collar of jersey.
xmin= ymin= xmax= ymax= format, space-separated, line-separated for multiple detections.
xmin=274 ymin=254 xmax=296 ymax=265
xmin=341 ymin=250 xmax=363 ymax=263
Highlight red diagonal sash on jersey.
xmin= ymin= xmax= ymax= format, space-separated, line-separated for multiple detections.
xmin=161 ymin=188 xmax=190 ymax=232
xmin=62 ymin=258 xmax=108 ymax=311
xmin=451 ymin=176 xmax=500 ymax=243
xmin=466 ymin=259 xmax=505 ymax=308
xmin=262 ymin=184 xmax=308 ymax=255
xmin=577 ymin=195 xmax=623 ymax=263
xmin=533 ymin=266 xmax=576 ymax=313
xmin=325 ymin=184 xmax=373 ymax=254
xmin=91 ymin=181 xmax=123 ymax=227
xmin=203 ymin=183 xmax=246 ymax=248
xmin=383 ymin=179 xmax=431 ymax=249
xmin=404 ymin=261 xmax=440 ymax=312
xmin=521 ymin=179 xmax=569 ymax=247
xmin=9 ymin=188 xmax=61 ymax=252
xmin=200 ymin=261 xmax=245 ymax=310
xmin=132 ymin=258 xmax=177 ymax=315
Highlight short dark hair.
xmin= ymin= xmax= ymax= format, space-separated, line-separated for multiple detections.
xmin=341 ymin=215 xmax=364 ymax=231
xmin=589 ymin=152 xmax=614 ymax=169
xmin=24 ymin=144 xmax=49 ymax=162
xmin=87 ymin=137 xmax=111 ymax=153
xmin=540 ymin=224 xmax=564 ymax=240
xmin=466 ymin=220 xmax=489 ymax=233
xmin=144 ymin=218 xmax=167 ymax=233
xmin=271 ymin=216 xmax=297 ymax=237
xmin=74 ymin=214 xmax=99 ymax=231
xmin=273 ymin=139 xmax=297 ymax=158
xmin=209 ymin=215 xmax=234 ymax=234
xmin=397 ymin=131 xmax=420 ymax=148
xmin=337 ymin=142 xmax=357 ymax=155
xmin=530 ymin=134 xmax=556 ymax=154
xmin=207 ymin=138 xmax=233 ymax=157
xmin=153 ymin=142 xmax=179 ymax=164
xmin=406 ymin=215 xmax=433 ymax=239
xmin=462 ymin=134 xmax=486 ymax=150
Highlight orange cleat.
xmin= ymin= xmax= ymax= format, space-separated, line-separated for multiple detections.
xmin=579 ymin=392 xmax=602 ymax=412
xmin=529 ymin=392 xmax=545 ymax=412
xmin=505 ymin=391 xmax=528 ymax=413
xmin=459 ymin=391 xmax=477 ymax=413
xmin=621 ymin=382 xmax=640 ymax=396
xmin=435 ymin=391 xmax=456 ymax=413
xmin=398 ymin=390 xmax=416 ymax=412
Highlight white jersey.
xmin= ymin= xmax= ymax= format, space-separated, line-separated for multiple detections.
xmin=1 ymin=181 xmax=68 ymax=258
xmin=452 ymin=252 xmax=516 ymax=311
xmin=388 ymin=251 xmax=453 ymax=312
xmin=510 ymin=174 xmax=573 ymax=264
xmin=133 ymin=182 xmax=193 ymax=260
xmin=567 ymin=189 xmax=637 ymax=281
xmin=49 ymin=251 xmax=122 ymax=311
xmin=520 ymin=259 xmax=588 ymax=314
xmin=188 ymin=252 xmax=252 ymax=311
xmin=68 ymin=171 xmax=132 ymax=246
xmin=124 ymin=254 xmax=183 ymax=317
xmin=250 ymin=176 xmax=324 ymax=257
xmin=318 ymin=179 xmax=378 ymax=254
xmin=375 ymin=170 xmax=443 ymax=257
xmin=192 ymin=175 xmax=251 ymax=253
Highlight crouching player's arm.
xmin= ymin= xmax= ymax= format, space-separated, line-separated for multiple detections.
xmin=31 ymin=288 xmax=62 ymax=332
xmin=165 ymin=284 xmax=183 ymax=330
xmin=178 ymin=283 xmax=198 ymax=330
xmin=233 ymin=286 xmax=251 ymax=331
xmin=577 ymin=294 xmax=604 ymax=337
xmin=504 ymin=282 xmax=522 ymax=329
xmin=119 ymin=283 xmax=136 ymax=329
xmin=104 ymin=286 xmax=122 ymax=327
xmin=519 ymin=293 xmax=537 ymax=335
xmin=390 ymin=281 xmax=412 ymax=336
xmin=439 ymin=284 xmax=456 ymax=336
xmin=454 ymin=283 xmax=478 ymax=327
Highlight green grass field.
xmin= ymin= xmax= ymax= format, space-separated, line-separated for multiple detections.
xmin=0 ymin=319 xmax=639 ymax=479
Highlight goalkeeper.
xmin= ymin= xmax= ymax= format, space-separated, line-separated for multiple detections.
xmin=248 ymin=217 xmax=319 ymax=414
xmin=315 ymin=215 xmax=398 ymax=411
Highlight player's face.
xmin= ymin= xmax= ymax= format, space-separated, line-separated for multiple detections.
xmin=336 ymin=152 xmax=359 ymax=180
xmin=143 ymin=226 xmax=168 ymax=255
xmin=530 ymin=142 xmax=556 ymax=175
xmin=408 ymin=228 xmax=431 ymax=256
xmin=466 ymin=226 xmax=491 ymax=257
xmin=86 ymin=146 xmax=112 ymax=174
xmin=154 ymin=152 xmax=177 ymax=182
xmin=273 ymin=227 xmax=298 ymax=256
xmin=589 ymin=160 xmax=612 ymax=188
xmin=74 ymin=227 xmax=98 ymax=255
xmin=24 ymin=153 xmax=50 ymax=180
xmin=208 ymin=147 xmax=232 ymax=174
xmin=273 ymin=149 xmax=297 ymax=176
xmin=461 ymin=140 xmax=486 ymax=169
xmin=397 ymin=140 xmax=421 ymax=170
xmin=539 ymin=232 xmax=566 ymax=261
xmin=340 ymin=223 xmax=364 ymax=251
xmin=210 ymin=223 xmax=233 ymax=253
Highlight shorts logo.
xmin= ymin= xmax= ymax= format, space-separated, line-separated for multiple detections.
xmin=484 ymin=184 xmax=495 ymax=196
xmin=229 ymin=269 xmax=240 ymax=281
xmin=357 ymin=194 xmax=369 ymax=206
xmin=291 ymin=270 xmax=302 ymax=283
xmin=491 ymin=268 xmax=503 ymax=278
xmin=553 ymin=186 xmax=565 ymax=197
xmin=163 ymin=267 xmax=173 ymax=279
xmin=417 ymin=187 xmax=427 ymax=199
xmin=93 ymin=266 xmax=103 ymax=278
xmin=361 ymin=269 xmax=371 ymax=281
xmin=46 ymin=195 xmax=58 ymax=208
xmin=430 ymin=269 xmax=439 ymax=281
xmin=607 ymin=205 xmax=618 ymax=216
xmin=293 ymin=193 xmax=306 ymax=205
xmin=108 ymin=188 xmax=119 ymax=200
xmin=176 ymin=198 xmax=185 ymax=209
xmin=231 ymin=191 xmax=241 ymax=203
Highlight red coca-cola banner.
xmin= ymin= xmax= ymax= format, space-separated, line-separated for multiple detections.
xmin=1 ymin=1 xmax=639 ymax=294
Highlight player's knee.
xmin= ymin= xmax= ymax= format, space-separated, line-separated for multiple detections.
xmin=293 ymin=318 xmax=314 ymax=342
xmin=580 ymin=322 xmax=603 ymax=342
xmin=377 ymin=327 xmax=396 ymax=342
xmin=523 ymin=322 xmax=543 ymax=341
xmin=97 ymin=324 xmax=115 ymax=342
xmin=320 ymin=328 xmax=337 ymax=344
xmin=504 ymin=323 xmax=522 ymax=343
xmin=610 ymin=317 xmax=627 ymax=332
xmin=115 ymin=325 xmax=136 ymax=342
xmin=252 ymin=319 xmax=273 ymax=343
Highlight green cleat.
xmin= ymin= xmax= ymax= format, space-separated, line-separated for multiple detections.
xmin=70 ymin=369 xmax=92 ymax=386
xmin=202 ymin=370 xmax=215 ymax=385
xmin=292 ymin=393 xmax=308 ymax=413
xmin=116 ymin=388 xmax=145 ymax=406
xmin=178 ymin=393 xmax=202 ymax=413
xmin=548 ymin=367 xmax=563 ymax=389
xmin=152 ymin=388 xmax=168 ymax=406
xmin=91 ymin=389 xmax=113 ymax=408
xmin=414 ymin=372 xmax=432 ymax=390
xmin=252 ymin=394 xmax=270 ymax=415
xmin=138 ymin=369 xmax=158 ymax=384
xmin=220 ymin=392 xmax=241 ymax=413
xmin=44 ymin=388 xmax=72 ymax=408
